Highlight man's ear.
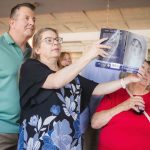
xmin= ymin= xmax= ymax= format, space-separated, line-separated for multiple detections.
xmin=9 ymin=18 xmax=15 ymax=29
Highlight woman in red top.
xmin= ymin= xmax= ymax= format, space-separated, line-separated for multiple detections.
xmin=91 ymin=60 xmax=150 ymax=150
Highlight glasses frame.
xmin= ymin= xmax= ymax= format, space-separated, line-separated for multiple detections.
xmin=41 ymin=37 xmax=63 ymax=45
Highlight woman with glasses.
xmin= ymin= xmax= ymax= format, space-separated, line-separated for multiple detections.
xmin=18 ymin=27 xmax=143 ymax=150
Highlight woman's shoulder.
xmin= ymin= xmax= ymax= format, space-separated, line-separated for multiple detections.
xmin=22 ymin=59 xmax=48 ymax=69
xmin=108 ymin=88 xmax=127 ymax=97
xmin=21 ymin=59 xmax=50 ymax=73
xmin=23 ymin=58 xmax=41 ymax=65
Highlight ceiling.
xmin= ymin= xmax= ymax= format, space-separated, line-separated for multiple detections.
xmin=0 ymin=0 xmax=150 ymax=58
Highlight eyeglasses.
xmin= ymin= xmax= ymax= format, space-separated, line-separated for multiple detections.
xmin=41 ymin=37 xmax=63 ymax=44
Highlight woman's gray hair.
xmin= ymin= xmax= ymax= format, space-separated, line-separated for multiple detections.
xmin=119 ymin=72 xmax=129 ymax=79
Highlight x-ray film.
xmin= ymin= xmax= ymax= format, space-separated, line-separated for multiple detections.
xmin=96 ymin=28 xmax=148 ymax=73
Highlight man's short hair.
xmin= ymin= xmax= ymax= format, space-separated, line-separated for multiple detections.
xmin=10 ymin=3 xmax=36 ymax=18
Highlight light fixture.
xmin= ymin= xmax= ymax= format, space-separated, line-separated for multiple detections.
xmin=106 ymin=0 xmax=110 ymax=27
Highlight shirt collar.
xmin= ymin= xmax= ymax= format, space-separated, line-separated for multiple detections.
xmin=3 ymin=32 xmax=32 ymax=59
xmin=3 ymin=32 xmax=15 ymax=45
xmin=24 ymin=43 xmax=32 ymax=59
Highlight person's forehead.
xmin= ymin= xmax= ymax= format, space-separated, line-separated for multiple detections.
xmin=64 ymin=54 xmax=70 ymax=57
xmin=63 ymin=55 xmax=71 ymax=60
xmin=42 ymin=31 xmax=57 ymax=38
xmin=17 ymin=6 xmax=35 ymax=15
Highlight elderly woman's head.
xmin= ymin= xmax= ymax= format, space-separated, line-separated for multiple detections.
xmin=31 ymin=27 xmax=63 ymax=60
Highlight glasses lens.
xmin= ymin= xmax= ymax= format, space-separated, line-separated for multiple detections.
xmin=45 ymin=38 xmax=53 ymax=44
xmin=57 ymin=37 xmax=63 ymax=43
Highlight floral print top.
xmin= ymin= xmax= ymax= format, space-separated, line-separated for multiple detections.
xmin=18 ymin=59 xmax=97 ymax=150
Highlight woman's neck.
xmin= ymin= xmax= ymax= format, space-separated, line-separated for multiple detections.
xmin=40 ymin=57 xmax=59 ymax=71
xmin=127 ymin=83 xmax=149 ymax=96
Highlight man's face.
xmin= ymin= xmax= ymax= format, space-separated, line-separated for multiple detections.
xmin=10 ymin=6 xmax=36 ymax=39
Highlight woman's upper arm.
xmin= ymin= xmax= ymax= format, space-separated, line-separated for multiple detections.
xmin=20 ymin=59 xmax=52 ymax=90
xmin=42 ymin=73 xmax=60 ymax=89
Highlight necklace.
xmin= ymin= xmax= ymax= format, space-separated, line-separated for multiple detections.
xmin=126 ymin=84 xmax=148 ymax=96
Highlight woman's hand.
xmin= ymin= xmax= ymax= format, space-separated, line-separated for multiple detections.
xmin=138 ymin=64 xmax=146 ymax=78
xmin=119 ymin=96 xmax=145 ymax=113
xmin=85 ymin=38 xmax=110 ymax=60
xmin=121 ymin=63 xmax=147 ymax=86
